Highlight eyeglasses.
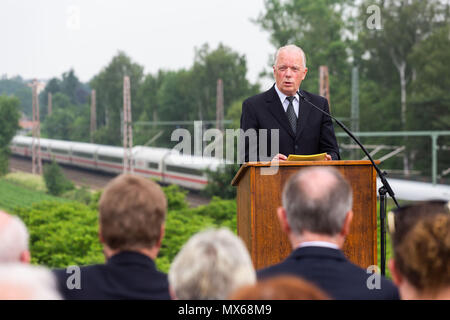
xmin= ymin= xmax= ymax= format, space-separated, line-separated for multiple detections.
xmin=387 ymin=200 xmax=450 ymax=236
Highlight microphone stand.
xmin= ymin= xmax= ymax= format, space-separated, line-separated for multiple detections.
xmin=298 ymin=90 xmax=400 ymax=275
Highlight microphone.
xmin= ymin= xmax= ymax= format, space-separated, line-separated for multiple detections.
xmin=297 ymin=89 xmax=399 ymax=276
xmin=297 ymin=90 xmax=398 ymax=205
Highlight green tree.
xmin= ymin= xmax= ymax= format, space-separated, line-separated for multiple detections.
xmin=358 ymin=0 xmax=449 ymax=173
xmin=133 ymin=110 xmax=161 ymax=146
xmin=407 ymin=25 xmax=450 ymax=179
xmin=90 ymin=52 xmax=144 ymax=145
xmin=226 ymin=98 xmax=247 ymax=129
xmin=43 ymin=161 xmax=74 ymax=196
xmin=135 ymin=71 xmax=168 ymax=124
xmin=0 ymin=95 xmax=20 ymax=175
xmin=360 ymin=0 xmax=448 ymax=128
xmin=190 ymin=43 xmax=259 ymax=121
xmin=0 ymin=76 xmax=32 ymax=117
xmin=203 ymin=163 xmax=240 ymax=199
xmin=42 ymin=93 xmax=76 ymax=140
xmin=40 ymin=70 xmax=89 ymax=120
xmin=70 ymin=106 xmax=91 ymax=142
xmin=255 ymin=0 xmax=352 ymax=117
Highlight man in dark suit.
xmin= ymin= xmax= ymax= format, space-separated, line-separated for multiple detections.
xmin=240 ymin=44 xmax=339 ymax=162
xmin=257 ymin=167 xmax=399 ymax=300
xmin=53 ymin=174 xmax=170 ymax=299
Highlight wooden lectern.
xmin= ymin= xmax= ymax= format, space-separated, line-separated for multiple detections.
xmin=231 ymin=160 xmax=378 ymax=270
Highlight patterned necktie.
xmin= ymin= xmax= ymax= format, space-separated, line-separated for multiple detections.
xmin=286 ymin=96 xmax=297 ymax=134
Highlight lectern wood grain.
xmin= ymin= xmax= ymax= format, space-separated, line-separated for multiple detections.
xmin=232 ymin=161 xmax=378 ymax=270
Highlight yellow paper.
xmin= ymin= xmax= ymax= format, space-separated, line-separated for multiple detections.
xmin=287 ymin=153 xmax=327 ymax=161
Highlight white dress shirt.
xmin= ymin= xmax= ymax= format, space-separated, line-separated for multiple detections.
xmin=274 ymin=84 xmax=300 ymax=117
xmin=297 ymin=241 xmax=339 ymax=250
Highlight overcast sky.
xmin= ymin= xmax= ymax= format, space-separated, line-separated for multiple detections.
xmin=0 ymin=0 xmax=276 ymax=88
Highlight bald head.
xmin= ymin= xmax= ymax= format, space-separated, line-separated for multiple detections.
xmin=0 ymin=210 xmax=12 ymax=228
xmin=0 ymin=211 xmax=30 ymax=263
xmin=282 ymin=167 xmax=353 ymax=236
xmin=294 ymin=169 xmax=340 ymax=201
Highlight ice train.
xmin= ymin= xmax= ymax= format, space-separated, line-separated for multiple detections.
xmin=10 ymin=136 xmax=224 ymax=190
xmin=11 ymin=136 xmax=449 ymax=200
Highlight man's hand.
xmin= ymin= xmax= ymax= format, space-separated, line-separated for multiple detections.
xmin=325 ymin=154 xmax=332 ymax=161
xmin=271 ymin=154 xmax=287 ymax=162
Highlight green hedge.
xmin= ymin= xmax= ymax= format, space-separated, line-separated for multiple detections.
xmin=3 ymin=181 xmax=236 ymax=273
xmin=13 ymin=201 xmax=104 ymax=268
xmin=1 ymin=176 xmax=394 ymax=276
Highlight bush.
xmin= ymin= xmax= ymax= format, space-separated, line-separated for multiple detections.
xmin=13 ymin=201 xmax=103 ymax=268
xmin=162 ymin=184 xmax=189 ymax=210
xmin=43 ymin=161 xmax=75 ymax=196
xmin=5 ymin=175 xmax=237 ymax=273
xmin=156 ymin=197 xmax=237 ymax=272
xmin=62 ymin=186 xmax=93 ymax=205
xmin=194 ymin=197 xmax=236 ymax=228
xmin=4 ymin=172 xmax=47 ymax=192
xmin=88 ymin=190 xmax=102 ymax=211
xmin=159 ymin=209 xmax=216 ymax=269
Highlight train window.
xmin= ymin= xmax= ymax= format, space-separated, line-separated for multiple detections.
xmin=147 ymin=162 xmax=159 ymax=170
xmin=17 ymin=143 xmax=29 ymax=148
xmin=165 ymin=164 xmax=204 ymax=176
xmin=98 ymin=155 xmax=122 ymax=163
xmin=73 ymin=151 xmax=92 ymax=158
xmin=40 ymin=146 xmax=47 ymax=152
xmin=51 ymin=148 xmax=69 ymax=154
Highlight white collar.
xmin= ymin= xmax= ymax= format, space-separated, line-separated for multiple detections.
xmin=297 ymin=241 xmax=339 ymax=250
xmin=274 ymin=84 xmax=299 ymax=103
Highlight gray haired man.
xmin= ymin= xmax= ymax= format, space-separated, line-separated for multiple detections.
xmin=257 ymin=167 xmax=399 ymax=300
xmin=0 ymin=210 xmax=30 ymax=263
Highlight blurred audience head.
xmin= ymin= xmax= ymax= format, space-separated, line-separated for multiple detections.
xmin=229 ymin=275 xmax=330 ymax=300
xmin=0 ymin=210 xmax=30 ymax=263
xmin=279 ymin=167 xmax=353 ymax=246
xmin=0 ymin=264 xmax=61 ymax=299
xmin=388 ymin=200 xmax=450 ymax=246
xmin=99 ymin=174 xmax=167 ymax=257
xmin=388 ymin=201 xmax=450 ymax=300
xmin=169 ymin=228 xmax=256 ymax=300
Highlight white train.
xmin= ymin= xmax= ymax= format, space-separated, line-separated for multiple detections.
xmin=12 ymin=136 xmax=448 ymax=200
xmin=10 ymin=136 xmax=224 ymax=190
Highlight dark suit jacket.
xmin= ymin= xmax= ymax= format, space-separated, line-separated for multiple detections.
xmin=53 ymin=251 xmax=170 ymax=300
xmin=240 ymin=85 xmax=340 ymax=162
xmin=257 ymin=246 xmax=399 ymax=300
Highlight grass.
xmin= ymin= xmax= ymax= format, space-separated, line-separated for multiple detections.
xmin=0 ymin=178 xmax=67 ymax=212
xmin=4 ymin=172 xmax=47 ymax=192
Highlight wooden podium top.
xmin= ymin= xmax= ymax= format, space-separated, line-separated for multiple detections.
xmin=232 ymin=159 xmax=381 ymax=269
xmin=232 ymin=160 xmax=380 ymax=186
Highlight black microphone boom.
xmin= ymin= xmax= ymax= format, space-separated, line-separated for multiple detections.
xmin=297 ymin=90 xmax=398 ymax=206
xmin=297 ymin=90 xmax=399 ymax=275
